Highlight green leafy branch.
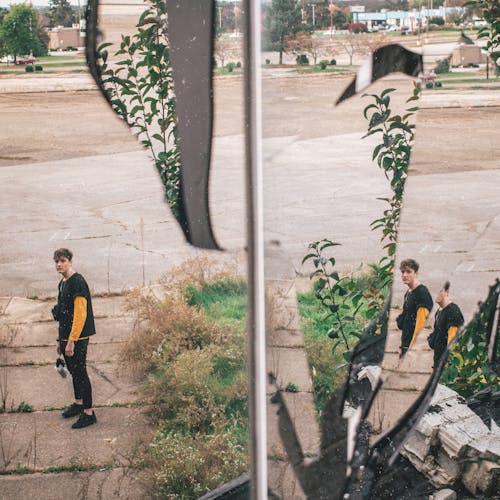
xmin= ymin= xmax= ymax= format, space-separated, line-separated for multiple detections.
xmin=303 ymin=239 xmax=370 ymax=360
xmin=96 ymin=0 xmax=181 ymax=219
xmin=362 ymin=83 xmax=421 ymax=264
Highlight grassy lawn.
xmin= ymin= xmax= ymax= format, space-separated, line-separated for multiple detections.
xmin=297 ymin=289 xmax=350 ymax=414
xmin=295 ymin=65 xmax=352 ymax=74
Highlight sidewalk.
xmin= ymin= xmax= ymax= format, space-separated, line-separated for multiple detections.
xmin=0 ymin=294 xmax=153 ymax=499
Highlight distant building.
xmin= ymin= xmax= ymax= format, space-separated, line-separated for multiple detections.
xmin=47 ymin=24 xmax=85 ymax=50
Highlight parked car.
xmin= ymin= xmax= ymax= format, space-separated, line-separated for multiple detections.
xmin=0 ymin=55 xmax=15 ymax=63
xmin=15 ymin=55 xmax=36 ymax=65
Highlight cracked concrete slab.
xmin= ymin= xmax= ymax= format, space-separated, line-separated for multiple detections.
xmin=0 ymin=362 xmax=141 ymax=410
xmin=0 ymin=343 xmax=124 ymax=366
xmin=0 ymin=467 xmax=153 ymax=500
xmin=0 ymin=407 xmax=152 ymax=471
xmin=1 ymin=317 xmax=136 ymax=348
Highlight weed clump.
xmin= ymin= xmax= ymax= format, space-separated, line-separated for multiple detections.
xmin=121 ymin=256 xmax=248 ymax=497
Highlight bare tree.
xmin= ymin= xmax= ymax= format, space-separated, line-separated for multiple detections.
xmin=333 ymin=34 xmax=369 ymax=66
xmin=214 ymin=36 xmax=239 ymax=68
xmin=287 ymin=31 xmax=332 ymax=65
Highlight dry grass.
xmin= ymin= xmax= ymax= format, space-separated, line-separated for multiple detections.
xmin=121 ymin=292 xmax=225 ymax=377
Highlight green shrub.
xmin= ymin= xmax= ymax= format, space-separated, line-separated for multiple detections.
xmin=429 ymin=17 xmax=445 ymax=26
xmin=319 ymin=60 xmax=328 ymax=70
xmin=226 ymin=62 xmax=235 ymax=72
xmin=425 ymin=81 xmax=434 ymax=89
xmin=25 ymin=65 xmax=34 ymax=73
xmin=435 ymin=81 xmax=442 ymax=88
xmin=265 ymin=58 xmax=271 ymax=65
xmin=330 ymin=59 xmax=337 ymax=65
xmin=35 ymin=65 xmax=43 ymax=71
xmin=441 ymin=282 xmax=500 ymax=398
xmin=434 ymin=57 xmax=450 ymax=74
xmin=236 ymin=61 xmax=241 ymax=68
xmin=296 ymin=54 xmax=309 ymax=65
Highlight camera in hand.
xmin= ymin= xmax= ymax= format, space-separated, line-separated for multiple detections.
xmin=51 ymin=304 xmax=61 ymax=321
xmin=55 ymin=358 xmax=69 ymax=378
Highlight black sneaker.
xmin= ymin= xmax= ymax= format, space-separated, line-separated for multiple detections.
xmin=62 ymin=403 xmax=83 ymax=419
xmin=71 ymin=411 xmax=97 ymax=429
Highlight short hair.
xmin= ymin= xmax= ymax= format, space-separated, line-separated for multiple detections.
xmin=400 ymin=258 xmax=419 ymax=273
xmin=53 ymin=248 xmax=73 ymax=261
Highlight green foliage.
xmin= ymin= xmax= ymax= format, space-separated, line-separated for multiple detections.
xmin=25 ymin=65 xmax=34 ymax=73
xmin=319 ymin=60 xmax=328 ymax=70
xmin=425 ymin=81 xmax=434 ymax=89
xmin=0 ymin=4 xmax=47 ymax=60
xmin=263 ymin=0 xmax=302 ymax=64
xmin=35 ymin=65 xmax=43 ymax=71
xmin=285 ymin=383 xmax=298 ymax=392
xmin=434 ymin=57 xmax=450 ymax=74
xmin=330 ymin=59 xmax=337 ymax=65
xmin=296 ymin=54 xmax=309 ymax=65
xmin=362 ymin=84 xmax=420 ymax=264
xmin=48 ymin=0 xmax=75 ymax=28
xmin=302 ymin=240 xmax=389 ymax=361
xmin=226 ymin=61 xmax=235 ymax=72
xmin=10 ymin=401 xmax=33 ymax=413
xmin=466 ymin=0 xmax=500 ymax=75
xmin=429 ymin=17 xmax=445 ymax=26
xmin=298 ymin=291 xmax=350 ymax=413
xmin=441 ymin=282 xmax=500 ymax=397
xmin=97 ymin=0 xmax=181 ymax=220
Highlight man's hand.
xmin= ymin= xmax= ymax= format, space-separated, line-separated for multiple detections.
xmin=56 ymin=343 xmax=61 ymax=355
xmin=65 ymin=340 xmax=75 ymax=357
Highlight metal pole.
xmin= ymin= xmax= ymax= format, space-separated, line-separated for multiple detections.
xmin=243 ymin=1 xmax=267 ymax=499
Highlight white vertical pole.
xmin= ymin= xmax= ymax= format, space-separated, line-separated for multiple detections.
xmin=243 ymin=0 xmax=267 ymax=499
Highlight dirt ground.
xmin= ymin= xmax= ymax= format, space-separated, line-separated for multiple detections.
xmin=0 ymin=73 xmax=497 ymax=172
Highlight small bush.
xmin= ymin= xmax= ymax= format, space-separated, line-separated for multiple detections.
xmin=35 ymin=65 xmax=43 ymax=71
xmin=121 ymin=293 xmax=224 ymax=375
xmin=429 ymin=17 xmax=445 ymax=26
xmin=435 ymin=81 xmax=442 ymax=88
xmin=226 ymin=62 xmax=235 ymax=72
xmin=296 ymin=54 xmax=309 ymax=66
xmin=319 ymin=60 xmax=328 ymax=70
xmin=25 ymin=65 xmax=34 ymax=73
xmin=236 ymin=61 xmax=241 ymax=68
xmin=434 ymin=57 xmax=450 ymax=74
xmin=265 ymin=58 xmax=271 ymax=65
xmin=425 ymin=81 xmax=434 ymax=89
xmin=330 ymin=59 xmax=337 ymax=66
xmin=348 ymin=22 xmax=368 ymax=33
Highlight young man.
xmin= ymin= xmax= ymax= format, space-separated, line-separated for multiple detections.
xmin=52 ymin=248 xmax=97 ymax=429
xmin=396 ymin=258 xmax=433 ymax=357
xmin=428 ymin=281 xmax=464 ymax=369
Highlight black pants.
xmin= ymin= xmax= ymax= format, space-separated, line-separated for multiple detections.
xmin=60 ymin=338 xmax=93 ymax=409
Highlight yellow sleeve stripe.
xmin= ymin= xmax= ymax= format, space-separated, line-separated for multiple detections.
xmin=447 ymin=326 xmax=458 ymax=345
xmin=409 ymin=307 xmax=430 ymax=348
xmin=68 ymin=296 xmax=87 ymax=341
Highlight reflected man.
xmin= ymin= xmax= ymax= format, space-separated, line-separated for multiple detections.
xmin=428 ymin=281 xmax=464 ymax=369
xmin=396 ymin=258 xmax=433 ymax=357
xmin=53 ymin=248 xmax=97 ymax=429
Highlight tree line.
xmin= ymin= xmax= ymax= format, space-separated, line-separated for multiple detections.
xmin=0 ymin=0 xmax=80 ymax=62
